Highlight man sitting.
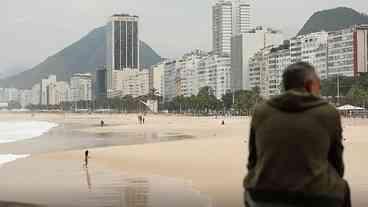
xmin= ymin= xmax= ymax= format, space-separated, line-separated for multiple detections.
xmin=244 ymin=62 xmax=350 ymax=207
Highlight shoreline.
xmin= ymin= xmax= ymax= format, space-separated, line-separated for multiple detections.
xmin=0 ymin=113 xmax=199 ymax=155
xmin=0 ymin=113 xmax=367 ymax=206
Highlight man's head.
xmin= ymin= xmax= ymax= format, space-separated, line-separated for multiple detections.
xmin=282 ymin=62 xmax=321 ymax=96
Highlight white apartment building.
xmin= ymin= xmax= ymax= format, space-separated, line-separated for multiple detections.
xmin=31 ymin=83 xmax=41 ymax=105
xmin=149 ymin=63 xmax=165 ymax=97
xmin=0 ymin=88 xmax=5 ymax=102
xmin=70 ymin=73 xmax=92 ymax=102
xmin=266 ymin=45 xmax=291 ymax=97
xmin=198 ymin=54 xmax=231 ymax=99
xmin=328 ymin=25 xmax=368 ymax=77
xmin=0 ymin=88 xmax=20 ymax=103
xmin=163 ymin=51 xmax=231 ymax=101
xmin=177 ymin=51 xmax=205 ymax=98
xmin=40 ymin=75 xmax=56 ymax=105
xmin=213 ymin=0 xmax=251 ymax=55
xmin=290 ymin=31 xmax=329 ymax=79
xmin=249 ymin=43 xmax=291 ymax=98
xmin=109 ymin=69 xmax=149 ymax=98
xmin=163 ymin=60 xmax=178 ymax=102
xmin=47 ymin=81 xmax=70 ymax=105
xmin=19 ymin=90 xmax=32 ymax=108
xmin=247 ymin=25 xmax=368 ymax=99
xmin=248 ymin=51 xmax=264 ymax=91
xmin=231 ymin=26 xmax=284 ymax=90
xmin=121 ymin=69 xmax=149 ymax=98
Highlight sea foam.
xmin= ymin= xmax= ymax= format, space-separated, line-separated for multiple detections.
xmin=0 ymin=121 xmax=57 ymax=166
xmin=0 ymin=121 xmax=58 ymax=143
xmin=0 ymin=154 xmax=29 ymax=166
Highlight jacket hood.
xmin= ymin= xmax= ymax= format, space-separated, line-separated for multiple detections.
xmin=267 ymin=89 xmax=328 ymax=112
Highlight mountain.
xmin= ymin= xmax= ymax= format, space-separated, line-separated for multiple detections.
xmin=0 ymin=26 xmax=162 ymax=89
xmin=0 ymin=66 xmax=28 ymax=79
xmin=298 ymin=7 xmax=368 ymax=35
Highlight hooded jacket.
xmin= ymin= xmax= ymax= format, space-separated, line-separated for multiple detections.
xmin=243 ymin=89 xmax=347 ymax=206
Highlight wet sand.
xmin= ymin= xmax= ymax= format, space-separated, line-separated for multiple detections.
xmin=0 ymin=113 xmax=367 ymax=206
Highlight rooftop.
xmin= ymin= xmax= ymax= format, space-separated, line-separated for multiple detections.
xmin=112 ymin=14 xmax=139 ymax=18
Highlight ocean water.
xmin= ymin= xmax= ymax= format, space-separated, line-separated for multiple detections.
xmin=0 ymin=121 xmax=58 ymax=166
xmin=0 ymin=154 xmax=29 ymax=166
xmin=0 ymin=121 xmax=57 ymax=144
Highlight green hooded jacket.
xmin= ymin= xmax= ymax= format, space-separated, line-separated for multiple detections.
xmin=244 ymin=89 xmax=347 ymax=206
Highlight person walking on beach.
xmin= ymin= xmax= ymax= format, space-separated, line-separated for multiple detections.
xmin=84 ymin=150 xmax=90 ymax=167
xmin=244 ymin=62 xmax=351 ymax=207
xmin=100 ymin=120 xmax=104 ymax=127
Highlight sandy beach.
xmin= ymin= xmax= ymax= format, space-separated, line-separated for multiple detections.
xmin=0 ymin=113 xmax=367 ymax=207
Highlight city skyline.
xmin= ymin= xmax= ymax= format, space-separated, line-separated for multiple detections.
xmin=1 ymin=0 xmax=367 ymax=73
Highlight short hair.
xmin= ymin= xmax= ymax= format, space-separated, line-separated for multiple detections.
xmin=282 ymin=62 xmax=318 ymax=91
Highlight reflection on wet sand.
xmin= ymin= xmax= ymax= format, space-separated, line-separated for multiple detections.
xmin=0 ymin=157 xmax=211 ymax=207
xmin=83 ymin=175 xmax=212 ymax=207
xmin=124 ymin=178 xmax=150 ymax=207
xmin=84 ymin=167 xmax=92 ymax=192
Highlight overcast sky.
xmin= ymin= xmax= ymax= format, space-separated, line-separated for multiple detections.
xmin=0 ymin=0 xmax=367 ymax=74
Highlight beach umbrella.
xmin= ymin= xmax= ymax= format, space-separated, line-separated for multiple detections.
xmin=337 ymin=104 xmax=365 ymax=111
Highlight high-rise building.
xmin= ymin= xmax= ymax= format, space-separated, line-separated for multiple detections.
xmin=70 ymin=73 xmax=92 ymax=102
xmin=19 ymin=90 xmax=32 ymax=108
xmin=247 ymin=25 xmax=368 ymax=99
xmin=163 ymin=60 xmax=178 ymax=102
xmin=328 ymin=25 xmax=368 ymax=77
xmin=290 ymin=31 xmax=329 ymax=79
xmin=149 ymin=62 xmax=165 ymax=98
xmin=106 ymin=14 xmax=140 ymax=97
xmin=176 ymin=50 xmax=205 ymax=98
xmin=0 ymin=88 xmax=5 ymax=102
xmin=163 ymin=50 xmax=231 ymax=102
xmin=40 ymin=75 xmax=56 ymax=105
xmin=0 ymin=88 xmax=20 ymax=103
xmin=231 ymin=26 xmax=284 ymax=91
xmin=213 ymin=0 xmax=251 ymax=55
xmin=249 ymin=43 xmax=291 ymax=98
xmin=47 ymin=81 xmax=70 ymax=105
xmin=31 ymin=83 xmax=41 ymax=105
xmin=95 ymin=67 xmax=107 ymax=98
xmin=106 ymin=14 xmax=139 ymax=71
xmin=108 ymin=69 xmax=149 ymax=98
xmin=199 ymin=54 xmax=231 ymax=99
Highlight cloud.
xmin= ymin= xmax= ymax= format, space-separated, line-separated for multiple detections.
xmin=1 ymin=0 xmax=367 ymax=69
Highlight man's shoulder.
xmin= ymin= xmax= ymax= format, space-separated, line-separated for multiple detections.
xmin=253 ymin=100 xmax=340 ymax=119
xmin=253 ymin=102 xmax=272 ymax=115
xmin=251 ymin=102 xmax=275 ymax=125
xmin=314 ymin=102 xmax=340 ymax=118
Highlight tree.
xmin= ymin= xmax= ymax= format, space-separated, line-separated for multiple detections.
xmin=196 ymin=86 xmax=218 ymax=114
xmin=321 ymin=76 xmax=355 ymax=97
xmin=222 ymin=91 xmax=233 ymax=110
xmin=122 ymin=95 xmax=138 ymax=113
xmin=111 ymin=97 xmax=123 ymax=112
xmin=232 ymin=89 xmax=263 ymax=115
xmin=346 ymin=85 xmax=368 ymax=107
xmin=8 ymin=101 xmax=21 ymax=109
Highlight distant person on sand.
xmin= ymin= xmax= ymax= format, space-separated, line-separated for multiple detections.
xmin=142 ymin=117 xmax=145 ymax=125
xmin=244 ymin=62 xmax=351 ymax=207
xmin=100 ymin=120 xmax=104 ymax=127
xmin=138 ymin=115 xmax=142 ymax=124
xmin=84 ymin=150 xmax=90 ymax=167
